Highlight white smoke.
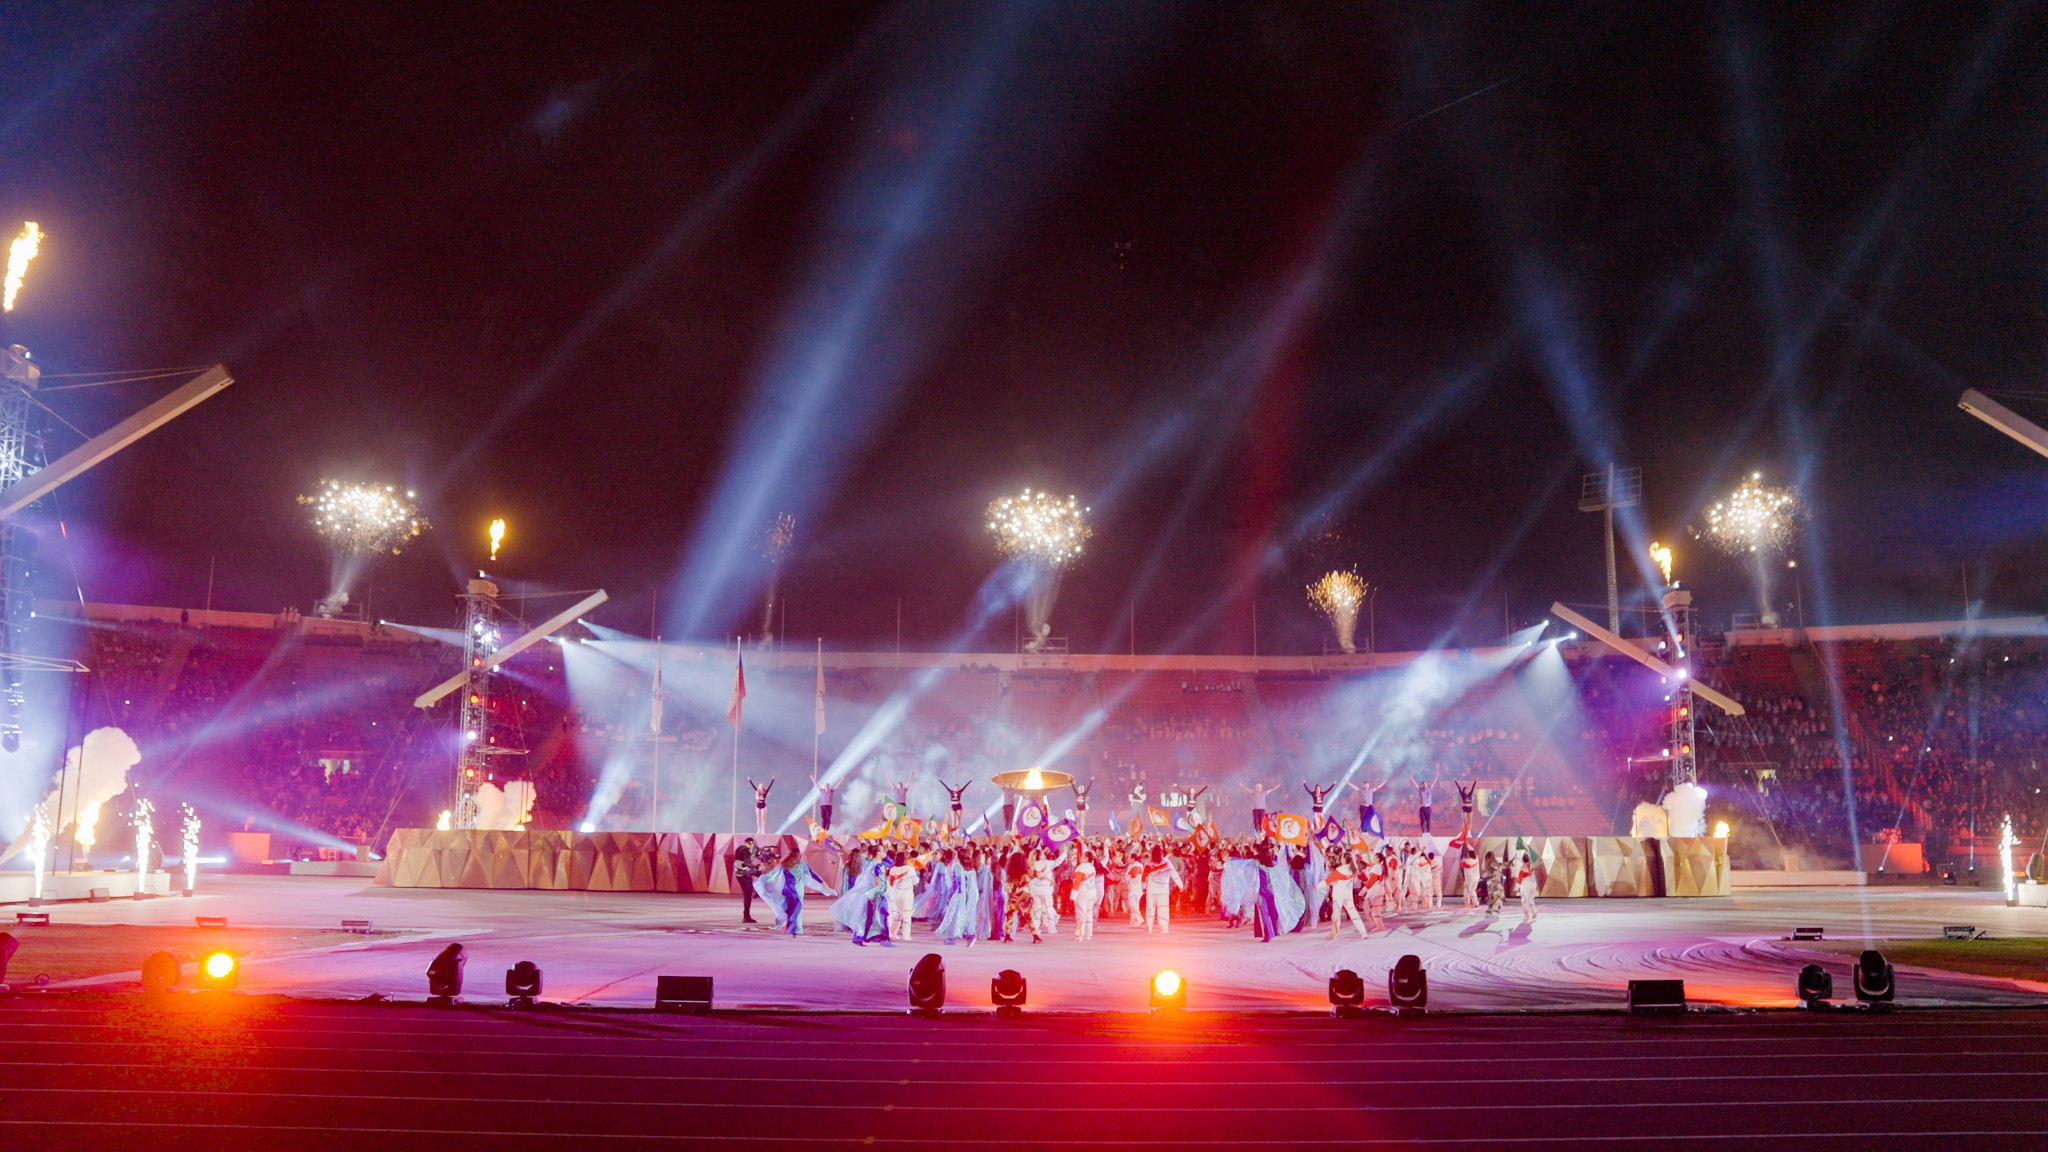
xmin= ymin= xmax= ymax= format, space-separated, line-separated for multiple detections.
xmin=1630 ymin=801 xmax=1669 ymax=838
xmin=473 ymin=780 xmax=536 ymax=830
xmin=1660 ymin=782 xmax=1708 ymax=838
xmin=1 ymin=727 xmax=141 ymax=864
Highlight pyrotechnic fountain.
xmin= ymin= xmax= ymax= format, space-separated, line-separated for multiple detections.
xmin=74 ymin=800 xmax=100 ymax=869
xmin=26 ymin=802 xmax=48 ymax=904
xmin=1703 ymin=473 xmax=1798 ymax=625
xmin=181 ymin=804 xmax=200 ymax=896
xmin=1308 ymin=569 xmax=1367 ymax=654
xmin=3 ymin=222 xmax=38 ymax=313
xmin=987 ymin=489 xmax=1090 ymax=652
xmin=300 ymin=479 xmax=428 ymax=617
xmin=130 ymin=798 xmax=154 ymax=898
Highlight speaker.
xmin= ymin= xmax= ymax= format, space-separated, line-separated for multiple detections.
xmin=1628 ymin=979 xmax=1685 ymax=1016
xmin=655 ymin=975 xmax=713 ymax=1014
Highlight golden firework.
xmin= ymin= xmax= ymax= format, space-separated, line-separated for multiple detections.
xmin=987 ymin=489 xmax=1091 ymax=568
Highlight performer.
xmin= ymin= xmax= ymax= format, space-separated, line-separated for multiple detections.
xmin=811 ymin=772 xmax=838 ymax=831
xmin=1218 ymin=848 xmax=1255 ymax=928
xmin=888 ymin=778 xmax=912 ymax=807
xmin=1484 ymin=851 xmax=1506 ymax=915
xmin=1456 ymin=779 xmax=1476 ymax=818
xmin=977 ymin=850 xmax=1004 ymax=942
xmin=1349 ymin=776 xmax=1390 ymax=840
xmin=1303 ymin=781 xmax=1336 ymax=827
xmin=1123 ymin=848 xmax=1147 ymax=927
xmin=1326 ymin=847 xmax=1369 ymax=939
xmin=1295 ymin=841 xmax=1327 ymax=932
xmin=941 ymin=780 xmax=972 ymax=830
xmin=1003 ymin=849 xmax=1032 ymax=942
xmin=1026 ymin=845 xmax=1068 ymax=942
xmin=1460 ymin=841 xmax=1481 ymax=909
xmin=1410 ymin=773 xmax=1438 ymax=835
xmin=734 ymin=837 xmax=769 ymax=924
xmin=1250 ymin=843 xmax=1305 ymax=941
xmin=747 ymin=777 xmax=776 ymax=836
xmin=1359 ymin=849 xmax=1388 ymax=933
xmin=1071 ymin=850 xmax=1104 ymax=941
xmin=884 ymin=849 xmax=929 ymax=942
xmin=936 ymin=847 xmax=981 ymax=946
xmin=1070 ymin=780 xmax=1094 ymax=836
xmin=1425 ymin=850 xmax=1443 ymax=910
xmin=1241 ymin=780 xmax=1275 ymax=835
xmin=1518 ymin=851 xmax=1538 ymax=921
xmin=754 ymin=845 xmax=835 ymax=937
xmin=1142 ymin=846 xmax=1183 ymax=934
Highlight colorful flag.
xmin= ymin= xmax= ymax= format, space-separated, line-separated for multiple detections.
xmin=1042 ymin=819 xmax=1078 ymax=849
xmin=1147 ymin=807 xmax=1169 ymax=827
xmin=726 ymin=648 xmax=746 ymax=729
xmin=1313 ymin=817 xmax=1346 ymax=848
xmin=1172 ymin=810 xmax=1195 ymax=834
xmin=1191 ymin=823 xmax=1213 ymax=848
xmin=896 ymin=817 xmax=923 ymax=845
xmin=856 ymin=818 xmax=894 ymax=841
xmin=1267 ymin=812 xmax=1309 ymax=846
xmin=1014 ymin=797 xmax=1050 ymax=836
xmin=1108 ymin=814 xmax=1122 ymax=835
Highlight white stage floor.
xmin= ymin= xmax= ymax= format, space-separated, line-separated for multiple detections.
xmin=19 ymin=875 xmax=2048 ymax=1012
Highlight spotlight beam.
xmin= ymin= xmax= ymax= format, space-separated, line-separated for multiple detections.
xmin=1548 ymin=602 xmax=1744 ymax=717
xmin=414 ymin=590 xmax=608 ymax=708
xmin=1958 ymin=389 xmax=2048 ymax=461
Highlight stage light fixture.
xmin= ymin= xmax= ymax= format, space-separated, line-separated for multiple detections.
xmin=1853 ymin=950 xmax=1893 ymax=1007
xmin=427 ymin=942 xmax=466 ymax=1004
xmin=1328 ymin=968 xmax=1366 ymax=1017
xmin=140 ymin=950 xmax=179 ymax=992
xmin=655 ymin=975 xmax=713 ymax=1014
xmin=908 ymin=953 xmax=946 ymax=1017
xmin=990 ymin=968 xmax=1027 ymax=1019
xmin=1388 ymin=955 xmax=1427 ymax=1012
xmin=505 ymin=960 xmax=542 ymax=1007
xmin=0 ymin=931 xmax=16 ymax=990
xmin=1149 ymin=969 xmax=1185 ymax=1011
xmin=1796 ymin=964 xmax=1833 ymax=1011
xmin=200 ymin=951 xmax=237 ymax=991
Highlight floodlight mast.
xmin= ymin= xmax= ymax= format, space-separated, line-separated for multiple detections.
xmin=1577 ymin=464 xmax=1641 ymax=634
xmin=1958 ymin=389 xmax=2048 ymax=462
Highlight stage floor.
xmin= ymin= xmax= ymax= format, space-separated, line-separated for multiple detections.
xmin=19 ymin=875 xmax=2048 ymax=1012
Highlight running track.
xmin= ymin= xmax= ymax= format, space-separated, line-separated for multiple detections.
xmin=5 ymin=994 xmax=2048 ymax=1149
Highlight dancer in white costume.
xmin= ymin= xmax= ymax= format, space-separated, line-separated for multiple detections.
xmin=1071 ymin=851 xmax=1104 ymax=941
xmin=1027 ymin=844 xmax=1068 ymax=942
xmin=1518 ymin=852 xmax=1538 ymax=921
xmin=1425 ymin=850 xmax=1443 ymax=910
xmin=1123 ymin=851 xmax=1146 ymax=927
xmin=1461 ymin=847 xmax=1481 ymax=908
xmin=1142 ymin=846 xmax=1183 ymax=933
xmin=1325 ymin=847 xmax=1369 ymax=939
xmin=885 ymin=849 xmax=928 ymax=942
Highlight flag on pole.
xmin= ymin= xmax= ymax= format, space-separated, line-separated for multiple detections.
xmin=727 ymin=649 xmax=746 ymax=729
xmin=651 ymin=640 xmax=664 ymax=733
xmin=1042 ymin=818 xmax=1078 ymax=849
xmin=1267 ymin=812 xmax=1309 ymax=846
xmin=814 ymin=642 xmax=826 ymax=736
xmin=1014 ymin=797 xmax=1050 ymax=836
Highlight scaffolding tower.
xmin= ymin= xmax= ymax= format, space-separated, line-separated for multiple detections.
xmin=453 ymin=577 xmax=528 ymax=828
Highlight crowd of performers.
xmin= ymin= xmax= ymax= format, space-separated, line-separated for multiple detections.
xmin=735 ymin=778 xmax=1543 ymax=943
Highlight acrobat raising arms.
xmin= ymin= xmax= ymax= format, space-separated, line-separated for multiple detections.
xmin=748 ymin=776 xmax=775 ymax=836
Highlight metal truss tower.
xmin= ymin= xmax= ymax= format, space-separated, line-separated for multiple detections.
xmin=1662 ymin=587 xmax=1698 ymax=789
xmin=453 ymin=577 xmax=528 ymax=828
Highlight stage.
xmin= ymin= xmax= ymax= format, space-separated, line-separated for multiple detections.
xmin=17 ymin=873 xmax=2048 ymax=1012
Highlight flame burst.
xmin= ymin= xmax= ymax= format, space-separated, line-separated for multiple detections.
xmin=1650 ymin=542 xmax=1674 ymax=585
xmin=301 ymin=480 xmax=428 ymax=556
xmin=1308 ymin=570 xmax=1367 ymax=654
xmin=1704 ymin=474 xmax=1798 ymax=555
xmin=488 ymin=518 xmax=506 ymax=561
xmin=4 ymin=222 xmax=40 ymax=312
xmin=987 ymin=489 xmax=1091 ymax=568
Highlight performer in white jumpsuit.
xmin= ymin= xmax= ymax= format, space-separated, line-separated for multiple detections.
xmin=1142 ymin=847 xmax=1183 ymax=934
xmin=1071 ymin=852 xmax=1104 ymax=941
xmin=1461 ymin=848 xmax=1481 ymax=908
xmin=1124 ymin=854 xmax=1147 ymax=927
xmin=1325 ymin=848 xmax=1369 ymax=939
xmin=1518 ymin=852 xmax=1538 ymax=921
xmin=1027 ymin=845 xmax=1067 ymax=941
xmin=884 ymin=850 xmax=928 ymax=942
xmin=1425 ymin=851 xmax=1443 ymax=910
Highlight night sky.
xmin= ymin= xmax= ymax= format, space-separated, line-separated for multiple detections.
xmin=3 ymin=2 xmax=2046 ymax=655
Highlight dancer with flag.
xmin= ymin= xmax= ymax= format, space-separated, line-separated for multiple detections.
xmin=1349 ymin=775 xmax=1390 ymax=840
xmin=884 ymin=848 xmax=931 ymax=942
xmin=754 ymin=844 xmax=835 ymax=936
xmin=1326 ymin=846 xmax=1369 ymax=939
xmin=1026 ymin=843 xmax=1068 ymax=942
xmin=1071 ymin=848 xmax=1104 ymax=941
xmin=833 ymin=846 xmax=889 ymax=944
xmin=1142 ymin=845 xmax=1183 ymax=934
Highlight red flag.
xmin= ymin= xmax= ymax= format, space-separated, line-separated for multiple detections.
xmin=727 ymin=650 xmax=746 ymax=729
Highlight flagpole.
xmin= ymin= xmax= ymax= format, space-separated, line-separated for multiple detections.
xmin=730 ymin=637 xmax=740 ymax=836
xmin=812 ymin=637 xmax=822 ymax=819
xmin=652 ymin=635 xmax=662 ymax=834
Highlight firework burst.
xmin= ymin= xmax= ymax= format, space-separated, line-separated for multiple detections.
xmin=987 ymin=489 xmax=1091 ymax=568
xmin=1704 ymin=473 xmax=1798 ymax=556
xmin=1308 ymin=569 xmax=1367 ymax=654
xmin=300 ymin=480 xmax=428 ymax=615
xmin=759 ymin=512 xmax=797 ymax=564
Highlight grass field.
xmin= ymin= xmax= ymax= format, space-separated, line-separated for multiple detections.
xmin=0 ymin=924 xmax=408 ymax=987
xmin=1805 ymin=937 xmax=2048 ymax=984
